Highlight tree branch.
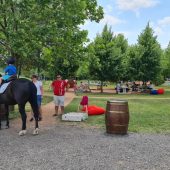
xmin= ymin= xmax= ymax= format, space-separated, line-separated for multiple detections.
xmin=0 ymin=22 xmax=5 ymax=30
xmin=10 ymin=1 xmax=18 ymax=32
xmin=0 ymin=40 xmax=12 ymax=52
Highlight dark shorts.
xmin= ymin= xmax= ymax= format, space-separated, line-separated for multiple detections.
xmin=37 ymin=95 xmax=42 ymax=107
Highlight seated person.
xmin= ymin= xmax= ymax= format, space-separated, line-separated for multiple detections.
xmin=121 ymin=83 xmax=129 ymax=93
xmin=131 ymin=82 xmax=138 ymax=91
xmin=79 ymin=81 xmax=85 ymax=92
xmin=147 ymin=82 xmax=154 ymax=90
xmin=115 ymin=82 xmax=121 ymax=93
xmin=0 ymin=57 xmax=17 ymax=85
xmin=83 ymin=83 xmax=91 ymax=92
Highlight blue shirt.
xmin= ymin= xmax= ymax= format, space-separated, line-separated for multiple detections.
xmin=4 ymin=65 xmax=17 ymax=76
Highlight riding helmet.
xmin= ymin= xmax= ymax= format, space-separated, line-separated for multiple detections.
xmin=7 ymin=57 xmax=15 ymax=64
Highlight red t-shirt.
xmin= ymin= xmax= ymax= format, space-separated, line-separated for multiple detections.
xmin=51 ymin=80 xmax=67 ymax=96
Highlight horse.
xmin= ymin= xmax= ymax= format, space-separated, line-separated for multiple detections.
xmin=0 ymin=78 xmax=39 ymax=136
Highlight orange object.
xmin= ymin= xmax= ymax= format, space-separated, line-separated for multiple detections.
xmin=82 ymin=105 xmax=105 ymax=115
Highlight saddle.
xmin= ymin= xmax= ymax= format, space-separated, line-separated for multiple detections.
xmin=0 ymin=75 xmax=17 ymax=91
xmin=1 ymin=75 xmax=17 ymax=84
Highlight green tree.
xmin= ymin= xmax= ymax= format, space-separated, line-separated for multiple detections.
xmin=88 ymin=25 xmax=128 ymax=92
xmin=126 ymin=45 xmax=142 ymax=81
xmin=0 ymin=0 xmax=103 ymax=77
xmin=161 ymin=42 xmax=170 ymax=79
xmin=137 ymin=23 xmax=162 ymax=82
xmin=76 ymin=49 xmax=90 ymax=79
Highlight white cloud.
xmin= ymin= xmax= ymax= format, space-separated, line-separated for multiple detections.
xmin=158 ymin=17 xmax=170 ymax=27
xmin=116 ymin=0 xmax=159 ymax=16
xmin=116 ymin=0 xmax=159 ymax=10
xmin=100 ymin=14 xmax=126 ymax=26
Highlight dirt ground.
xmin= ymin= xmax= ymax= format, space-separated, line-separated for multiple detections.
xmin=8 ymin=90 xmax=75 ymax=131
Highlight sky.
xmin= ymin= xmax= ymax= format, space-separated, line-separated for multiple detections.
xmin=80 ymin=0 xmax=170 ymax=49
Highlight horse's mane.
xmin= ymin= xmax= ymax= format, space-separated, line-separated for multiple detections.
xmin=16 ymin=78 xmax=31 ymax=82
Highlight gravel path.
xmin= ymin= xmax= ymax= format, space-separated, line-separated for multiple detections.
xmin=0 ymin=90 xmax=170 ymax=170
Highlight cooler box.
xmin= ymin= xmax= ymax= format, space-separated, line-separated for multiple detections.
xmin=62 ymin=112 xmax=88 ymax=121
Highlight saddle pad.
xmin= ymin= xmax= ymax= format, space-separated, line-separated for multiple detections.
xmin=0 ymin=82 xmax=10 ymax=94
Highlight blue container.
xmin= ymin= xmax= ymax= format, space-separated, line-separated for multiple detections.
xmin=150 ymin=90 xmax=158 ymax=95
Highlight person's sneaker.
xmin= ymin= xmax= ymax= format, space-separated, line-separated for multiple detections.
xmin=30 ymin=117 xmax=34 ymax=122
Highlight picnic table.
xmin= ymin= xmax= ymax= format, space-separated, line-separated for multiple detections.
xmin=89 ymin=81 xmax=108 ymax=90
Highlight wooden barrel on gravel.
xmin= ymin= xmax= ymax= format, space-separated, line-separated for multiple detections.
xmin=105 ymin=100 xmax=129 ymax=134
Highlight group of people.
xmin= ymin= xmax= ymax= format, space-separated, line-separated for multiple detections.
xmin=115 ymin=81 xmax=154 ymax=94
xmin=28 ymin=74 xmax=69 ymax=121
xmin=115 ymin=82 xmax=130 ymax=94
xmin=74 ymin=81 xmax=91 ymax=93
xmin=0 ymin=57 xmax=69 ymax=121
xmin=30 ymin=74 xmax=69 ymax=121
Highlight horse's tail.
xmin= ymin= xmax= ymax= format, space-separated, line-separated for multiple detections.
xmin=29 ymin=82 xmax=39 ymax=120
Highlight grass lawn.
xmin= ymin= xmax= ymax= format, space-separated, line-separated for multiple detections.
xmin=7 ymin=80 xmax=170 ymax=134
xmin=65 ymin=94 xmax=170 ymax=134
xmin=44 ymin=82 xmax=170 ymax=134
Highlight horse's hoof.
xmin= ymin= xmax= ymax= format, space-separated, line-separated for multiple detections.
xmin=19 ymin=130 xmax=27 ymax=136
xmin=33 ymin=128 xmax=39 ymax=135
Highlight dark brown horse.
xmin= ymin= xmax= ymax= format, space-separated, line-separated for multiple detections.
xmin=0 ymin=78 xmax=39 ymax=135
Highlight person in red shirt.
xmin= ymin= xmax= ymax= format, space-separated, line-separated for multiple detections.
xmin=51 ymin=74 xmax=68 ymax=117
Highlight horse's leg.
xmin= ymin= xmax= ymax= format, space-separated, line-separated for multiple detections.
xmin=18 ymin=104 xmax=27 ymax=136
xmin=5 ymin=104 xmax=9 ymax=128
xmin=0 ymin=115 xmax=1 ymax=130
xmin=30 ymin=102 xmax=39 ymax=135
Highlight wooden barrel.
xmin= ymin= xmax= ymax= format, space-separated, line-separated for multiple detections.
xmin=105 ymin=100 xmax=129 ymax=134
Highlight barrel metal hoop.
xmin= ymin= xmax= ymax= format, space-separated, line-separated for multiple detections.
xmin=107 ymin=103 xmax=128 ymax=106
xmin=107 ymin=100 xmax=128 ymax=104
xmin=107 ymin=110 xmax=129 ymax=114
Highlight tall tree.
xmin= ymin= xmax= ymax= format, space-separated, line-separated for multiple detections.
xmin=126 ymin=45 xmax=141 ymax=81
xmin=137 ymin=23 xmax=162 ymax=82
xmin=0 ymin=0 xmax=103 ymax=77
xmin=88 ymin=25 xmax=128 ymax=92
xmin=161 ymin=41 xmax=170 ymax=79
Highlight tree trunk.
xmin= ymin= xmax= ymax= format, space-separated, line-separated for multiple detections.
xmin=100 ymin=81 xmax=103 ymax=93
xmin=17 ymin=64 xmax=22 ymax=78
